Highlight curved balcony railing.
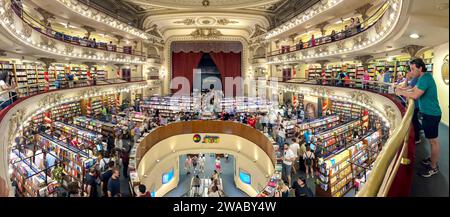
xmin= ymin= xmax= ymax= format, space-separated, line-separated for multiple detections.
xmin=0 ymin=0 xmax=147 ymax=64
xmin=266 ymin=0 xmax=404 ymax=64
xmin=264 ymin=0 xmax=345 ymax=40
xmin=10 ymin=0 xmax=146 ymax=57
xmin=0 ymin=77 xmax=145 ymax=111
xmin=268 ymin=1 xmax=389 ymax=57
xmin=54 ymin=0 xmax=163 ymax=42
xmin=280 ymin=78 xmax=415 ymax=197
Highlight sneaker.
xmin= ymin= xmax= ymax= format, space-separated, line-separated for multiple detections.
xmin=421 ymin=157 xmax=431 ymax=166
xmin=415 ymin=139 xmax=422 ymax=145
xmin=419 ymin=165 xmax=439 ymax=178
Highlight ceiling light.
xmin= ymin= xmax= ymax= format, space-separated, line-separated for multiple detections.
xmin=409 ymin=33 xmax=420 ymax=39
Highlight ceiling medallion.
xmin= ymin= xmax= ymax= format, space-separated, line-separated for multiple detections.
xmin=190 ymin=28 xmax=223 ymax=39
xmin=202 ymin=0 xmax=210 ymax=7
xmin=217 ymin=18 xmax=239 ymax=25
xmin=196 ymin=17 xmax=217 ymax=26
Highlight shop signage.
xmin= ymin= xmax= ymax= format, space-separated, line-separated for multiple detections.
xmin=193 ymin=134 xmax=220 ymax=144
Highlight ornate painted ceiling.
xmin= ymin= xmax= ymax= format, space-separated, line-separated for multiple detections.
xmin=79 ymin=0 xmax=320 ymax=39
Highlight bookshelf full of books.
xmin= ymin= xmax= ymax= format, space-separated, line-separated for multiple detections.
xmin=316 ymin=119 xmax=363 ymax=158
xmin=330 ymin=100 xmax=365 ymax=122
xmin=36 ymin=133 xmax=96 ymax=191
xmin=307 ymin=65 xmax=322 ymax=80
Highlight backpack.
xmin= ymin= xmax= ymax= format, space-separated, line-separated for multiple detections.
xmin=100 ymin=158 xmax=110 ymax=172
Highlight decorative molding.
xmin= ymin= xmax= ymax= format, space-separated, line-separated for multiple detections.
xmin=8 ymin=109 xmax=25 ymax=147
xmin=217 ymin=18 xmax=238 ymax=25
xmin=402 ymin=45 xmax=425 ymax=58
xmin=38 ymin=93 xmax=63 ymax=108
xmin=202 ymin=0 xmax=210 ymax=7
xmin=22 ymin=24 xmax=32 ymax=38
xmin=349 ymin=91 xmax=373 ymax=105
xmin=190 ymin=28 xmax=223 ymax=39
xmin=65 ymin=44 xmax=74 ymax=53
xmin=174 ymin=18 xmax=196 ymax=25
xmin=383 ymin=104 xmax=397 ymax=129
xmin=310 ymin=86 xmax=335 ymax=96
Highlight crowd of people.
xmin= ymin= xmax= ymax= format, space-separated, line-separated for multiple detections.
xmin=10 ymin=0 xmax=135 ymax=55
xmin=290 ymin=17 xmax=364 ymax=53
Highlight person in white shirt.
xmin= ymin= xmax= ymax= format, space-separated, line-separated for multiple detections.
xmin=278 ymin=127 xmax=286 ymax=149
xmin=282 ymin=143 xmax=295 ymax=186
xmin=198 ymin=154 xmax=206 ymax=174
xmin=261 ymin=114 xmax=269 ymax=133
xmin=290 ymin=138 xmax=301 ymax=174
xmin=269 ymin=113 xmax=277 ymax=136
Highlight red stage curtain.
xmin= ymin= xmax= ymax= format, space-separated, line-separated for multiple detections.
xmin=210 ymin=52 xmax=242 ymax=96
xmin=171 ymin=52 xmax=204 ymax=93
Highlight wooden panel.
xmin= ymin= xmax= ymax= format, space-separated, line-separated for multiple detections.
xmin=136 ymin=121 xmax=276 ymax=167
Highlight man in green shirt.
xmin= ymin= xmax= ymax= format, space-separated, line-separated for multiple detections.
xmin=395 ymin=58 xmax=442 ymax=178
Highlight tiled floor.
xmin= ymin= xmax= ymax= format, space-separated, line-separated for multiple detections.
xmin=165 ymin=154 xmax=247 ymax=197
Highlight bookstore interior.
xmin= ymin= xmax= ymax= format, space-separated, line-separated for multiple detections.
xmin=0 ymin=0 xmax=448 ymax=198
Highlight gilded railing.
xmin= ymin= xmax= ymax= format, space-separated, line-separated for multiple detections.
xmin=357 ymin=98 xmax=414 ymax=197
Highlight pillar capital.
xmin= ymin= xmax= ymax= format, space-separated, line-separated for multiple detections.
xmin=82 ymin=25 xmax=96 ymax=38
xmin=355 ymin=3 xmax=373 ymax=20
xmin=316 ymin=60 xmax=330 ymax=67
xmin=115 ymin=35 xmax=124 ymax=44
xmin=315 ymin=21 xmax=329 ymax=36
xmin=37 ymin=58 xmax=57 ymax=71
xmin=402 ymin=45 xmax=425 ymax=58
xmin=35 ymin=7 xmax=55 ymax=26
xmin=82 ymin=62 xmax=97 ymax=69
xmin=355 ymin=55 xmax=373 ymax=67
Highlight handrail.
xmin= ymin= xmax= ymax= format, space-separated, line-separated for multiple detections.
xmin=9 ymin=0 xmax=146 ymax=57
xmin=279 ymin=78 xmax=414 ymax=196
xmin=267 ymin=0 xmax=390 ymax=57
xmin=356 ymin=98 xmax=414 ymax=197
xmin=0 ymin=77 xmax=145 ymax=110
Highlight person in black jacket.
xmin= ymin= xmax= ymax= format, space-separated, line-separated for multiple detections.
xmin=291 ymin=176 xmax=314 ymax=197
xmin=100 ymin=161 xmax=115 ymax=197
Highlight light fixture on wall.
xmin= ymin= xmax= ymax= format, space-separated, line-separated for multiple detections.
xmin=409 ymin=33 xmax=420 ymax=39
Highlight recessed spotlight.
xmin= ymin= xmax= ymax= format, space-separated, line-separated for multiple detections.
xmin=409 ymin=33 xmax=420 ymax=39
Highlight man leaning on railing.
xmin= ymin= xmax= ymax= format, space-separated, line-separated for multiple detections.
xmin=395 ymin=58 xmax=442 ymax=178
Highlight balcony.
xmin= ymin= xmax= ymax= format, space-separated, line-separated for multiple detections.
xmin=0 ymin=0 xmax=148 ymax=64
xmin=266 ymin=0 xmax=405 ymax=64
xmin=33 ymin=0 xmax=163 ymax=43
